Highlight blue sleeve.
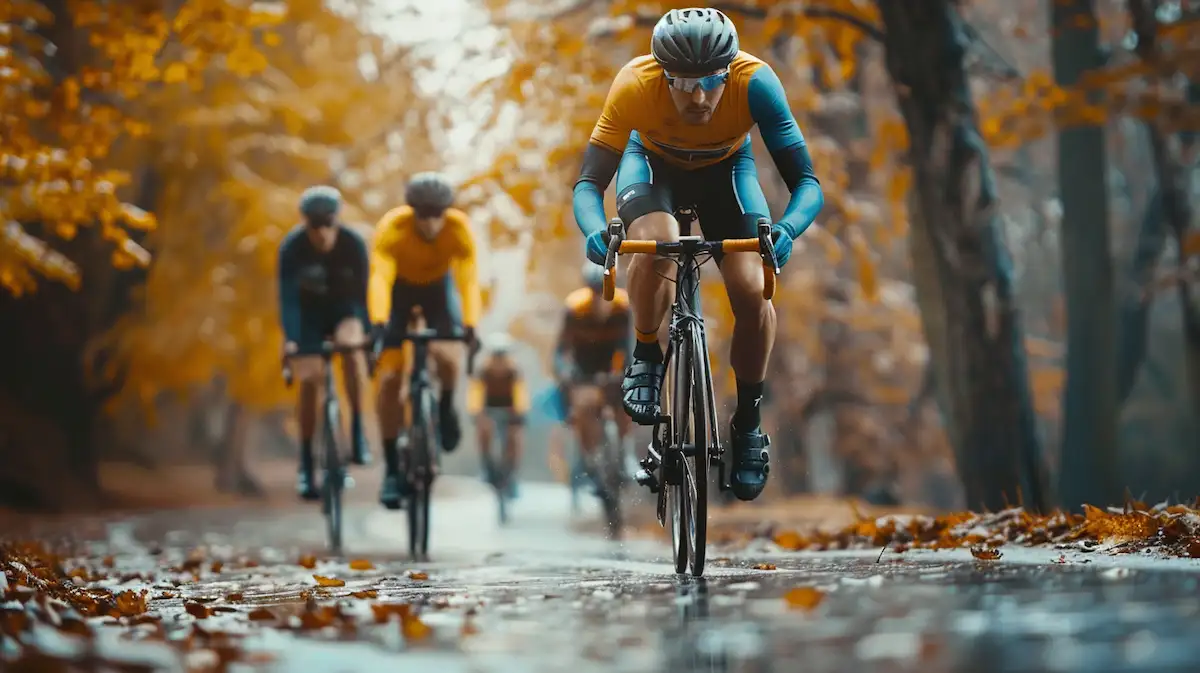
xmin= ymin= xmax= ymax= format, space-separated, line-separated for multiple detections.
xmin=747 ymin=65 xmax=825 ymax=240
xmin=278 ymin=236 xmax=302 ymax=343
xmin=572 ymin=143 xmax=622 ymax=237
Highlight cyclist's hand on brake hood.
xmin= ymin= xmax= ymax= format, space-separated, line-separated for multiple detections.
xmin=584 ymin=229 xmax=609 ymax=267
xmin=770 ymin=225 xmax=796 ymax=268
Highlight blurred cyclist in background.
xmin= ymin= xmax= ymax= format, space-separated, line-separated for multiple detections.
xmin=369 ymin=172 xmax=481 ymax=509
xmin=467 ymin=332 xmax=528 ymax=498
xmin=554 ymin=263 xmax=635 ymax=481
xmin=277 ymin=185 xmax=372 ymax=500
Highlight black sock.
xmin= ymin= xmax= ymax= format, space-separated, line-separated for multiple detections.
xmin=633 ymin=339 xmax=663 ymax=363
xmin=439 ymin=389 xmax=455 ymax=414
xmin=299 ymin=439 xmax=314 ymax=470
xmin=351 ymin=413 xmax=363 ymax=440
xmin=732 ymin=379 xmax=765 ymax=431
xmin=383 ymin=438 xmax=399 ymax=472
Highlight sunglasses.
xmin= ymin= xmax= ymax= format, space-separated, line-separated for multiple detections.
xmin=305 ymin=214 xmax=336 ymax=229
xmin=665 ymin=70 xmax=728 ymax=93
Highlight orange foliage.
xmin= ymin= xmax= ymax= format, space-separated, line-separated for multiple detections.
xmin=0 ymin=0 xmax=282 ymax=295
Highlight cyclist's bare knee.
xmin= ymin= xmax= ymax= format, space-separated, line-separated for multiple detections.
xmin=720 ymin=251 xmax=768 ymax=314
xmin=430 ymin=342 xmax=462 ymax=383
xmin=627 ymin=212 xmax=679 ymax=275
xmin=333 ymin=318 xmax=365 ymax=345
xmin=292 ymin=356 xmax=324 ymax=384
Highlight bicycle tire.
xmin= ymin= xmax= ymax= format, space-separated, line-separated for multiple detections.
xmin=418 ymin=390 xmax=438 ymax=558
xmin=323 ymin=397 xmax=344 ymax=555
xmin=686 ymin=327 xmax=710 ymax=577
xmin=406 ymin=424 xmax=428 ymax=560
xmin=667 ymin=339 xmax=692 ymax=574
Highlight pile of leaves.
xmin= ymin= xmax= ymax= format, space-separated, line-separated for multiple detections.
xmin=1 ymin=541 xmax=453 ymax=670
xmin=760 ymin=501 xmax=1200 ymax=558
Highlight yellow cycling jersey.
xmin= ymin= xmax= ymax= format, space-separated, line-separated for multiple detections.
xmin=590 ymin=51 xmax=770 ymax=169
xmin=367 ymin=205 xmax=481 ymax=327
xmin=467 ymin=356 xmax=530 ymax=413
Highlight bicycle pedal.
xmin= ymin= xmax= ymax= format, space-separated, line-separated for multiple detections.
xmin=635 ymin=468 xmax=660 ymax=493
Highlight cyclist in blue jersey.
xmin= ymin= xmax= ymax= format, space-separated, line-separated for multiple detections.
xmin=571 ymin=8 xmax=824 ymax=502
xmin=278 ymin=186 xmax=372 ymax=500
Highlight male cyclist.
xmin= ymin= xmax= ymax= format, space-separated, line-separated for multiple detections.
xmin=572 ymin=8 xmax=824 ymax=501
xmin=554 ymin=263 xmax=634 ymax=481
xmin=369 ymin=172 xmax=481 ymax=510
xmin=277 ymin=186 xmax=372 ymax=500
xmin=467 ymin=333 xmax=528 ymax=497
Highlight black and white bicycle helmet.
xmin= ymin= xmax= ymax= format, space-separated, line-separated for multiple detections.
xmin=650 ymin=8 xmax=739 ymax=75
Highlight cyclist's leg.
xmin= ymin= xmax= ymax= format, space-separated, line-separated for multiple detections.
xmin=697 ymin=143 xmax=775 ymax=501
xmin=292 ymin=312 xmax=329 ymax=501
xmin=615 ymin=135 xmax=679 ymax=424
xmin=378 ymin=295 xmax=418 ymax=508
xmin=476 ymin=407 xmax=496 ymax=481
xmin=569 ymin=382 xmax=606 ymax=460
xmin=425 ymin=274 xmax=466 ymax=452
xmin=332 ymin=313 xmax=371 ymax=465
xmin=505 ymin=409 xmax=524 ymax=497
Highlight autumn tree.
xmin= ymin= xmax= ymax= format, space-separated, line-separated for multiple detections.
xmin=1053 ymin=0 xmax=1122 ymax=510
xmin=0 ymin=0 xmax=282 ymax=509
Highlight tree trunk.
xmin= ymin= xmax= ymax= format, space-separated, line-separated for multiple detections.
xmin=1128 ymin=0 xmax=1200 ymax=459
xmin=875 ymin=1 xmax=1051 ymax=512
xmin=1051 ymin=0 xmax=1122 ymax=510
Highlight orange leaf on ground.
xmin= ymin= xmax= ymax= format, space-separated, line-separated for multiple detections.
xmin=184 ymin=602 xmax=210 ymax=619
xmin=351 ymin=590 xmax=379 ymax=599
xmin=752 ymin=563 xmax=777 ymax=570
xmin=371 ymin=602 xmax=414 ymax=624
xmin=349 ymin=559 xmax=374 ymax=571
xmin=401 ymin=612 xmax=432 ymax=641
xmin=313 ymin=575 xmax=345 ymax=587
xmin=225 ymin=592 xmax=244 ymax=602
xmin=970 ymin=546 xmax=1003 ymax=560
xmin=297 ymin=555 xmax=318 ymax=569
xmin=773 ymin=530 xmax=807 ymax=550
xmin=408 ymin=571 xmax=429 ymax=581
xmin=784 ymin=587 xmax=825 ymax=611
xmin=247 ymin=608 xmax=277 ymax=622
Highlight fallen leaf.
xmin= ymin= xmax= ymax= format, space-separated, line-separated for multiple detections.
xmin=772 ymin=531 xmax=806 ymax=551
xmin=784 ymin=586 xmax=825 ymax=611
xmin=210 ymin=561 xmax=223 ymax=573
xmin=298 ymin=555 xmax=317 ymax=569
xmin=370 ymin=602 xmax=413 ymax=624
xmin=351 ymin=590 xmax=379 ymax=599
xmin=401 ymin=612 xmax=432 ymax=641
xmin=184 ymin=602 xmax=210 ymax=619
xmin=407 ymin=571 xmax=429 ymax=581
xmin=102 ymin=556 xmax=115 ymax=568
xmin=247 ymin=608 xmax=277 ymax=622
xmin=752 ymin=563 xmax=777 ymax=570
xmin=225 ymin=592 xmax=244 ymax=602
xmin=113 ymin=590 xmax=148 ymax=617
xmin=349 ymin=559 xmax=375 ymax=571
xmin=313 ymin=575 xmax=345 ymax=587
xmin=970 ymin=546 xmax=1003 ymax=560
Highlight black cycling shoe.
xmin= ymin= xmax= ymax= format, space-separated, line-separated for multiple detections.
xmin=296 ymin=466 xmax=320 ymax=502
xmin=621 ymin=359 xmax=666 ymax=425
xmin=379 ymin=471 xmax=407 ymax=510
xmin=439 ymin=405 xmax=462 ymax=452
xmin=728 ymin=423 xmax=771 ymax=501
xmin=350 ymin=430 xmax=371 ymax=466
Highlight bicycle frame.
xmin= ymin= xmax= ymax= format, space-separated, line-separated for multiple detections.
xmin=601 ymin=212 xmax=777 ymax=576
xmin=282 ymin=341 xmax=373 ymax=555
xmin=375 ymin=326 xmax=474 ymax=559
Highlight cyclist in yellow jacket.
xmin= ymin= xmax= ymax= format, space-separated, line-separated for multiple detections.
xmin=369 ymin=172 xmax=481 ymax=509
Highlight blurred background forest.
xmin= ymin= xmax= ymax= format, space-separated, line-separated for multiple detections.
xmin=1 ymin=0 xmax=1197 ymax=514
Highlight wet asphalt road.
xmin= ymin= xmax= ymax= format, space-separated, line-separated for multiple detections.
xmin=9 ymin=478 xmax=1200 ymax=673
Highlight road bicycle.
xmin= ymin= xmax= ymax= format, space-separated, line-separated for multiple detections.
xmin=375 ymin=326 xmax=475 ymax=560
xmin=282 ymin=341 xmax=375 ymax=555
xmin=601 ymin=212 xmax=777 ymax=576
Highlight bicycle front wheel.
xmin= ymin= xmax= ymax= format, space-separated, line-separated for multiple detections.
xmin=686 ymin=328 xmax=710 ymax=577
xmin=323 ymin=422 xmax=344 ymax=555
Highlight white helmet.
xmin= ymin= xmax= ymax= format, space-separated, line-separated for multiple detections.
xmin=487 ymin=332 xmax=514 ymax=354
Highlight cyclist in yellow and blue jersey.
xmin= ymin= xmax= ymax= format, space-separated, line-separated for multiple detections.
xmin=369 ymin=172 xmax=481 ymax=509
xmin=572 ymin=8 xmax=825 ymax=502
xmin=277 ymin=186 xmax=372 ymax=501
